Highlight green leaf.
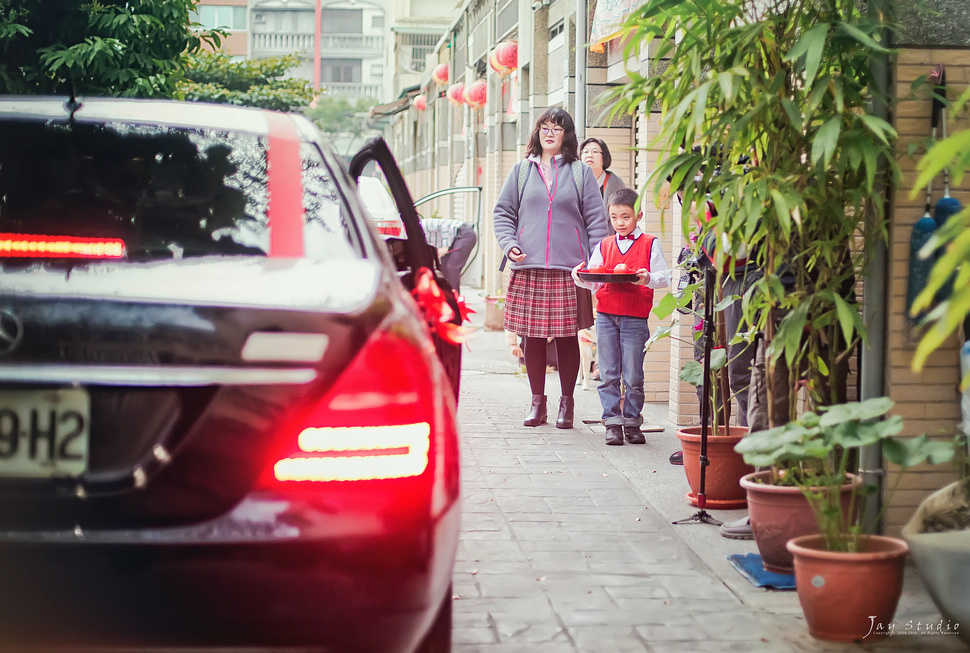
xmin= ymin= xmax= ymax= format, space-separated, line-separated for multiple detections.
xmin=653 ymin=292 xmax=678 ymax=320
xmin=832 ymin=293 xmax=857 ymax=349
xmin=811 ymin=117 xmax=841 ymax=170
xmin=883 ymin=434 xmax=955 ymax=468
xmin=788 ymin=23 xmax=828 ymax=90
xmin=680 ymin=360 xmax=704 ymax=386
xmin=835 ymin=21 xmax=892 ymax=54
xmin=710 ymin=347 xmax=728 ymax=371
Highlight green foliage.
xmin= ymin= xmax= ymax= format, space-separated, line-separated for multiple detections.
xmin=736 ymin=397 xmax=955 ymax=551
xmin=609 ymin=0 xmax=899 ymax=424
xmin=178 ymin=51 xmax=314 ymax=112
xmin=303 ymin=95 xmax=377 ymax=135
xmin=910 ymin=87 xmax=970 ymax=377
xmin=0 ymin=0 xmax=221 ymax=97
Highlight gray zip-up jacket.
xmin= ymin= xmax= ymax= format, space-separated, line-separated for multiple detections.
xmin=493 ymin=155 xmax=608 ymax=272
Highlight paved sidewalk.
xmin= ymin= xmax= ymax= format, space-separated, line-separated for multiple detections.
xmin=451 ymin=291 xmax=966 ymax=653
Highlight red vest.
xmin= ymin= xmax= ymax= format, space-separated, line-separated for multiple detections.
xmin=596 ymin=234 xmax=653 ymax=319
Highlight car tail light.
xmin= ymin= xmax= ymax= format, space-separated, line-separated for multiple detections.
xmin=0 ymin=233 xmax=126 ymax=258
xmin=262 ymin=323 xmax=442 ymax=485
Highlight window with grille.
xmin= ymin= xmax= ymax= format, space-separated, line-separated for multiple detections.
xmin=398 ymin=32 xmax=442 ymax=73
xmin=321 ymin=59 xmax=362 ymax=83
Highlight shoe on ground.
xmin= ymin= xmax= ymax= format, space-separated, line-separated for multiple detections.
xmin=720 ymin=516 xmax=754 ymax=540
xmin=605 ymin=424 xmax=624 ymax=446
xmin=624 ymin=425 xmax=645 ymax=444
xmin=668 ymin=450 xmax=683 ymax=465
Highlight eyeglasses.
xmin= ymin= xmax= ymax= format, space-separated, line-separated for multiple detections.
xmin=582 ymin=149 xmax=602 ymax=156
xmin=539 ymin=127 xmax=564 ymax=136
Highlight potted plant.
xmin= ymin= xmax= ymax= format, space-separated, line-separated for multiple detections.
xmin=736 ymin=397 xmax=955 ymax=643
xmin=650 ymin=280 xmax=753 ymax=509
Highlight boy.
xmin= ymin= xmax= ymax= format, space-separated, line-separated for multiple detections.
xmin=572 ymin=188 xmax=671 ymax=445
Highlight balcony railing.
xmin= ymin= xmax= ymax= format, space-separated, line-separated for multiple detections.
xmin=252 ymin=32 xmax=384 ymax=55
xmin=320 ymin=82 xmax=382 ymax=99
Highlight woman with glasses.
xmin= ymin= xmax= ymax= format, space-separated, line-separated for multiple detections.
xmin=580 ymin=137 xmax=627 ymax=235
xmin=493 ymin=108 xmax=609 ymax=430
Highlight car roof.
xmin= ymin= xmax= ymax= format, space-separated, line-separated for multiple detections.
xmin=0 ymin=95 xmax=322 ymax=141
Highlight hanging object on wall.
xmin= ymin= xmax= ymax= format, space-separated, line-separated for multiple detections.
xmin=413 ymin=94 xmax=428 ymax=111
xmin=431 ymin=63 xmax=450 ymax=85
xmin=447 ymin=83 xmax=466 ymax=106
xmin=463 ymin=80 xmax=487 ymax=110
xmin=489 ymin=41 xmax=518 ymax=76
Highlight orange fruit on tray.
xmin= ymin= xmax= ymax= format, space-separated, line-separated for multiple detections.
xmin=613 ymin=263 xmax=631 ymax=273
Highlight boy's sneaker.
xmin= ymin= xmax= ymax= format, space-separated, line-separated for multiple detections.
xmin=605 ymin=425 xmax=624 ymax=446
xmin=624 ymin=426 xmax=645 ymax=444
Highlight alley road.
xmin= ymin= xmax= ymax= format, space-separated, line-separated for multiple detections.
xmin=450 ymin=304 xmax=966 ymax=653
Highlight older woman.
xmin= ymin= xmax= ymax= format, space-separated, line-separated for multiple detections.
xmin=580 ymin=138 xmax=627 ymax=234
xmin=493 ymin=108 xmax=608 ymax=429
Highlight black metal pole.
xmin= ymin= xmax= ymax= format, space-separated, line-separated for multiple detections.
xmin=673 ymin=264 xmax=722 ymax=526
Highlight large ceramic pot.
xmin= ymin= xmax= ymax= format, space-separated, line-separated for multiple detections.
xmin=901 ymin=480 xmax=970 ymax=645
xmin=677 ymin=425 xmax=752 ymax=509
xmin=787 ymin=534 xmax=909 ymax=643
xmin=740 ymin=470 xmax=860 ymax=574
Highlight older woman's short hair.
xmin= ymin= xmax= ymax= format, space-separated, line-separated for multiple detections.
xmin=579 ymin=137 xmax=612 ymax=170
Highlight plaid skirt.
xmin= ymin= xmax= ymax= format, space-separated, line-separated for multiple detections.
xmin=505 ymin=268 xmax=591 ymax=338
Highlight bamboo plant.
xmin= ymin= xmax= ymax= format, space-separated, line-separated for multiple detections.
xmin=609 ymin=0 xmax=899 ymax=429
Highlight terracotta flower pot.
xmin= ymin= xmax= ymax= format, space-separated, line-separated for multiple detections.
xmin=677 ymin=425 xmax=753 ymax=509
xmin=740 ymin=470 xmax=859 ymax=574
xmin=787 ymin=534 xmax=909 ymax=643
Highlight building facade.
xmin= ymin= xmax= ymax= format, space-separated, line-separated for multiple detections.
xmin=379 ymin=0 xmax=969 ymax=534
xmin=193 ymin=0 xmax=251 ymax=56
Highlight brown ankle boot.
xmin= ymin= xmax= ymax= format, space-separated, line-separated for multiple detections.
xmin=524 ymin=395 xmax=547 ymax=427
xmin=555 ymin=396 xmax=574 ymax=429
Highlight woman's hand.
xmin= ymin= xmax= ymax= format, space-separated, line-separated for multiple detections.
xmin=634 ymin=268 xmax=650 ymax=286
xmin=507 ymin=246 xmax=526 ymax=262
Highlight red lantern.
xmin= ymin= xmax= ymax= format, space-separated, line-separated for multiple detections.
xmin=447 ymin=83 xmax=466 ymax=106
xmin=463 ymin=80 xmax=487 ymax=110
xmin=413 ymin=94 xmax=427 ymax=111
xmin=489 ymin=41 xmax=517 ymax=76
xmin=431 ymin=63 xmax=449 ymax=85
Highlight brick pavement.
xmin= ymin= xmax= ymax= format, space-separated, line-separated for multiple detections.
xmin=450 ymin=294 xmax=966 ymax=653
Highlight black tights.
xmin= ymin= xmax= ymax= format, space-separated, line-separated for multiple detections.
xmin=523 ymin=336 xmax=580 ymax=397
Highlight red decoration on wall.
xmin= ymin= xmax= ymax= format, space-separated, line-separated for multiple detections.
xmin=463 ymin=80 xmax=487 ymax=109
xmin=413 ymin=94 xmax=427 ymax=111
xmin=447 ymin=83 xmax=466 ymax=106
xmin=489 ymin=41 xmax=518 ymax=76
xmin=431 ymin=63 xmax=450 ymax=85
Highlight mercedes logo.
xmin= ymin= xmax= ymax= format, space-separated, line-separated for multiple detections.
xmin=0 ymin=310 xmax=23 ymax=355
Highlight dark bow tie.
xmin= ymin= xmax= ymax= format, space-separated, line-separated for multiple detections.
xmin=618 ymin=234 xmax=636 ymax=241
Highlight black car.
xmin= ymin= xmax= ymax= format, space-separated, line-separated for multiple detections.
xmin=0 ymin=96 xmax=461 ymax=651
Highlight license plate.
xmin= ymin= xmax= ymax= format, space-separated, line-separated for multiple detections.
xmin=0 ymin=389 xmax=89 ymax=477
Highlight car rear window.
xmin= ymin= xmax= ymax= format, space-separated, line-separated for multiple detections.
xmin=0 ymin=120 xmax=361 ymax=264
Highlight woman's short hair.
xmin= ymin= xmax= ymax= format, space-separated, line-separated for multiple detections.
xmin=579 ymin=137 xmax=612 ymax=170
xmin=526 ymin=108 xmax=579 ymax=163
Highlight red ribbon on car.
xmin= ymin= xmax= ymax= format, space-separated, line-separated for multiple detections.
xmin=411 ymin=267 xmax=474 ymax=345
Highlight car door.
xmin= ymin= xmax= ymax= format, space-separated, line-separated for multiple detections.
xmin=349 ymin=137 xmax=462 ymax=400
